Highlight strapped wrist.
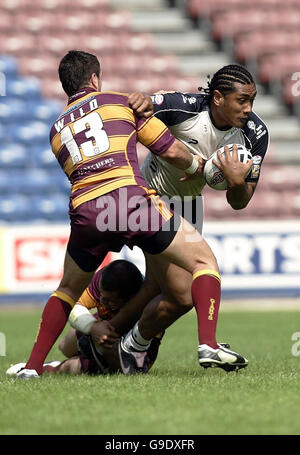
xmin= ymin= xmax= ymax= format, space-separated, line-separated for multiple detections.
xmin=184 ymin=155 xmax=198 ymax=174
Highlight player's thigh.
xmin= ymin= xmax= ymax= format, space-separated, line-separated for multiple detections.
xmin=146 ymin=253 xmax=192 ymax=306
xmin=159 ymin=216 xmax=218 ymax=274
xmin=57 ymin=251 xmax=95 ymax=301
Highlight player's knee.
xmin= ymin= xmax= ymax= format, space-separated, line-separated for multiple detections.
xmin=172 ymin=291 xmax=193 ymax=312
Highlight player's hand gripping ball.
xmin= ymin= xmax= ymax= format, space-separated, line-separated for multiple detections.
xmin=204 ymin=144 xmax=252 ymax=191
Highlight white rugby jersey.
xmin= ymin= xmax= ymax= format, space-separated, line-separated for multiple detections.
xmin=141 ymin=92 xmax=269 ymax=199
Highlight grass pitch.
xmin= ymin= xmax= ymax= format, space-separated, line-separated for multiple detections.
xmin=0 ymin=304 xmax=300 ymax=435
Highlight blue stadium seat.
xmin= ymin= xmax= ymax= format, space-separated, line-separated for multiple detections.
xmin=0 ymin=55 xmax=18 ymax=78
xmin=29 ymin=99 xmax=63 ymax=123
xmin=49 ymin=170 xmax=71 ymax=194
xmin=0 ymin=170 xmax=14 ymax=194
xmin=0 ymin=143 xmax=29 ymax=168
xmin=5 ymin=76 xmax=41 ymax=100
xmin=11 ymin=120 xmax=49 ymax=145
xmin=31 ymin=193 xmax=69 ymax=221
xmin=0 ymin=194 xmax=32 ymax=223
xmin=0 ymin=97 xmax=27 ymax=123
xmin=31 ymin=144 xmax=60 ymax=168
xmin=0 ymin=122 xmax=6 ymax=142
xmin=11 ymin=169 xmax=55 ymax=194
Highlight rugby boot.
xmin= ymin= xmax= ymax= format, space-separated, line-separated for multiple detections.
xmin=198 ymin=343 xmax=248 ymax=372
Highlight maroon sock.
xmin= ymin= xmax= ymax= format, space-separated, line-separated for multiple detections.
xmin=25 ymin=296 xmax=72 ymax=375
xmin=191 ymin=272 xmax=221 ymax=349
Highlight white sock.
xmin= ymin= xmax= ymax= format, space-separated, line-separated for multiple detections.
xmin=122 ymin=322 xmax=151 ymax=353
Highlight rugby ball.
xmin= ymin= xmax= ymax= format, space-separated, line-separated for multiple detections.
xmin=204 ymin=144 xmax=252 ymax=191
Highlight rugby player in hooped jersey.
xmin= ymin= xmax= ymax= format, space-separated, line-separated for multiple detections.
xmin=18 ymin=50 xmax=246 ymax=379
xmin=110 ymin=65 xmax=268 ymax=373
xmin=7 ymin=260 xmax=163 ymax=376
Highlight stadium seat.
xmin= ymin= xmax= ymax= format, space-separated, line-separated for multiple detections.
xmin=0 ymin=11 xmax=14 ymax=34
xmin=11 ymin=169 xmax=55 ymax=194
xmin=11 ymin=120 xmax=49 ymax=145
xmin=259 ymin=166 xmax=300 ymax=191
xmin=0 ymin=34 xmax=37 ymax=57
xmin=0 ymin=97 xmax=27 ymax=123
xmin=14 ymin=11 xmax=57 ymax=35
xmin=0 ymin=194 xmax=33 ymax=223
xmin=6 ymin=76 xmax=41 ymax=100
xmin=0 ymin=170 xmax=14 ymax=194
xmin=29 ymin=99 xmax=63 ymax=123
xmin=289 ymin=193 xmax=300 ymax=217
xmin=35 ymin=34 xmax=74 ymax=57
xmin=0 ymin=54 xmax=18 ymax=77
xmin=42 ymin=77 xmax=65 ymax=101
xmin=18 ymin=55 xmax=58 ymax=80
xmin=30 ymin=145 xmax=58 ymax=169
xmin=0 ymin=123 xmax=5 ymax=142
xmin=31 ymin=193 xmax=69 ymax=221
xmin=0 ymin=143 xmax=29 ymax=168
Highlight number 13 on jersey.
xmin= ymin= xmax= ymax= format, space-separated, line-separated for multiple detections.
xmin=61 ymin=111 xmax=110 ymax=165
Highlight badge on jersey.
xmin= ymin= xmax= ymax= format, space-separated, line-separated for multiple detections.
xmin=250 ymin=164 xmax=260 ymax=179
xmin=151 ymin=94 xmax=165 ymax=105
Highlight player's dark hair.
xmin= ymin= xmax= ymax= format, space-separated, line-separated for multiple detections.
xmin=100 ymin=260 xmax=143 ymax=301
xmin=199 ymin=64 xmax=254 ymax=101
xmin=58 ymin=50 xmax=100 ymax=97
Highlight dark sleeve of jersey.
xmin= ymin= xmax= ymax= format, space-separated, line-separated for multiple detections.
xmin=152 ymin=92 xmax=203 ymax=126
xmin=244 ymin=115 xmax=270 ymax=183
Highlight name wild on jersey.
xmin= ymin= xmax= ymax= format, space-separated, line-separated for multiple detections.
xmin=141 ymin=92 xmax=269 ymax=199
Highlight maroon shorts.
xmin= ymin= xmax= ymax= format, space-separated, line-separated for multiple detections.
xmin=67 ymin=185 xmax=179 ymax=272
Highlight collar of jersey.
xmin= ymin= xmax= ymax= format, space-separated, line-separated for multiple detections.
xmin=66 ymin=87 xmax=99 ymax=109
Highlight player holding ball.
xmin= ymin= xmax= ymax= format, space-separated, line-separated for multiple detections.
xmin=114 ymin=65 xmax=269 ymax=373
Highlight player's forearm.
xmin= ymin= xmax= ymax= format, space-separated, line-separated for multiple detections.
xmin=226 ymin=182 xmax=255 ymax=209
xmin=160 ymin=140 xmax=201 ymax=175
xmin=110 ymin=280 xmax=160 ymax=335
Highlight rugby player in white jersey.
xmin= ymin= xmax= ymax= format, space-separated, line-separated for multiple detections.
xmin=95 ymin=65 xmax=269 ymax=374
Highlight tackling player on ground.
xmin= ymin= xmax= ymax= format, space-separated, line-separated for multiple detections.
xmin=7 ymin=260 xmax=162 ymax=376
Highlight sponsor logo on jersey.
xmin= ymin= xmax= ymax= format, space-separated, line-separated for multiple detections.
xmin=181 ymin=95 xmax=197 ymax=104
xmin=255 ymin=124 xmax=267 ymax=140
xmin=247 ymin=120 xmax=267 ymax=140
xmin=153 ymin=94 xmax=164 ymax=105
xmin=188 ymin=138 xmax=198 ymax=145
xmin=247 ymin=120 xmax=256 ymax=132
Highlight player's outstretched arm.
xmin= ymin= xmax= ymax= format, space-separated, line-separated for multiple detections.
xmin=128 ymin=92 xmax=154 ymax=118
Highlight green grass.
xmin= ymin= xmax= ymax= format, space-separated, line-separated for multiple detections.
xmin=0 ymin=306 xmax=300 ymax=435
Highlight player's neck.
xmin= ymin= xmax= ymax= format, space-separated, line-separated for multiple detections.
xmin=209 ymin=105 xmax=232 ymax=131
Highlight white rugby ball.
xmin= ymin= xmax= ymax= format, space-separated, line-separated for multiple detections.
xmin=204 ymin=144 xmax=252 ymax=191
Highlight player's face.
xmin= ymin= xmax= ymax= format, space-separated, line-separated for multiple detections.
xmin=99 ymin=283 xmax=125 ymax=311
xmin=215 ymin=82 xmax=257 ymax=128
